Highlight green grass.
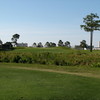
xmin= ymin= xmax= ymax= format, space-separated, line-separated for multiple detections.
xmin=2 ymin=47 xmax=100 ymax=55
xmin=11 ymin=47 xmax=80 ymax=54
xmin=11 ymin=47 xmax=100 ymax=54
xmin=1 ymin=63 xmax=100 ymax=100
xmin=1 ymin=47 xmax=100 ymax=66
xmin=1 ymin=63 xmax=100 ymax=74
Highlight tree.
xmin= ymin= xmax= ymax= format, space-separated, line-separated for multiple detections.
xmin=65 ymin=41 xmax=71 ymax=48
xmin=45 ymin=42 xmax=50 ymax=47
xmin=49 ymin=42 xmax=56 ymax=47
xmin=0 ymin=39 xmax=3 ymax=50
xmin=32 ymin=42 xmax=37 ymax=47
xmin=37 ymin=42 xmax=43 ymax=47
xmin=51 ymin=42 xmax=56 ymax=47
xmin=45 ymin=42 xmax=56 ymax=47
xmin=58 ymin=40 xmax=64 ymax=47
xmin=11 ymin=34 xmax=20 ymax=46
xmin=80 ymin=13 xmax=100 ymax=52
xmin=0 ymin=39 xmax=3 ymax=45
xmin=2 ymin=42 xmax=13 ymax=50
xmin=80 ymin=40 xmax=87 ymax=50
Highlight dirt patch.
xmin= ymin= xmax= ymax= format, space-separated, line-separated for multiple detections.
xmin=6 ymin=66 xmax=100 ymax=79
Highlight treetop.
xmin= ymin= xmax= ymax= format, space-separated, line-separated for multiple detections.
xmin=81 ymin=13 xmax=100 ymax=32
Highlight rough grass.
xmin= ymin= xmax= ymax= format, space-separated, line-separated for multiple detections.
xmin=0 ymin=47 xmax=100 ymax=67
xmin=1 ymin=63 xmax=100 ymax=78
xmin=1 ymin=64 xmax=100 ymax=100
xmin=12 ymin=47 xmax=75 ymax=53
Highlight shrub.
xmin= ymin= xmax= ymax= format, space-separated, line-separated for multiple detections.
xmin=11 ymin=55 xmax=21 ymax=63
xmin=91 ymin=63 xmax=100 ymax=67
xmin=0 ymin=50 xmax=100 ymax=67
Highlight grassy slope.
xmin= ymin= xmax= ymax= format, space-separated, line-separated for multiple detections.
xmin=0 ymin=48 xmax=100 ymax=100
xmin=1 ymin=63 xmax=100 ymax=77
xmin=0 ymin=63 xmax=100 ymax=100
xmin=11 ymin=47 xmax=81 ymax=53
xmin=1 ymin=47 xmax=100 ymax=66
xmin=3 ymin=47 xmax=100 ymax=55
xmin=11 ymin=47 xmax=100 ymax=54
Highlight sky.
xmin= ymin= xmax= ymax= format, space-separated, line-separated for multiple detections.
xmin=0 ymin=0 xmax=100 ymax=47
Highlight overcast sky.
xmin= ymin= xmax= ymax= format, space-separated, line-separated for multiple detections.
xmin=0 ymin=0 xmax=100 ymax=47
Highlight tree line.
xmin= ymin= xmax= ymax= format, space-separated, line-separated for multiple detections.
xmin=32 ymin=40 xmax=71 ymax=48
xmin=0 ymin=34 xmax=93 ymax=51
xmin=0 ymin=13 xmax=100 ymax=51
xmin=0 ymin=33 xmax=71 ymax=50
xmin=0 ymin=33 xmax=88 ymax=50
xmin=0 ymin=34 xmax=20 ymax=50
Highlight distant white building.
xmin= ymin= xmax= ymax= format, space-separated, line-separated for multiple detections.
xmin=93 ymin=41 xmax=100 ymax=50
xmin=93 ymin=47 xmax=100 ymax=50
xmin=17 ymin=43 xmax=28 ymax=47
xmin=75 ymin=45 xmax=83 ymax=50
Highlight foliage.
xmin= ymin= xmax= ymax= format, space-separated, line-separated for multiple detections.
xmin=58 ymin=40 xmax=64 ymax=46
xmin=80 ymin=40 xmax=88 ymax=49
xmin=45 ymin=42 xmax=50 ymax=47
xmin=32 ymin=42 xmax=37 ymax=47
xmin=91 ymin=63 xmax=100 ymax=67
xmin=81 ymin=13 xmax=100 ymax=32
xmin=11 ymin=34 xmax=20 ymax=46
xmin=0 ymin=39 xmax=3 ymax=45
xmin=80 ymin=13 xmax=100 ymax=52
xmin=37 ymin=42 xmax=43 ymax=47
xmin=0 ymin=48 xmax=100 ymax=67
xmin=65 ymin=41 xmax=71 ymax=48
xmin=45 ymin=42 xmax=56 ymax=47
xmin=58 ymin=40 xmax=71 ymax=48
xmin=0 ymin=42 xmax=13 ymax=50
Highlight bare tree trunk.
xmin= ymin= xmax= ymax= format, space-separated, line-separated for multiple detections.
xmin=90 ymin=31 xmax=93 ymax=52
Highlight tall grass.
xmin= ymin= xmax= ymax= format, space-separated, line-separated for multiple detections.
xmin=0 ymin=48 xmax=100 ymax=67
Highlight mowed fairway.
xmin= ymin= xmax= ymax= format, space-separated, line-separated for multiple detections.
xmin=0 ymin=64 xmax=100 ymax=100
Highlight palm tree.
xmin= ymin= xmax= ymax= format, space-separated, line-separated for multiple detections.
xmin=80 ymin=13 xmax=100 ymax=52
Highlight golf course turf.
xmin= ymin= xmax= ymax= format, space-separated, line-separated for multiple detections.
xmin=0 ymin=63 xmax=100 ymax=100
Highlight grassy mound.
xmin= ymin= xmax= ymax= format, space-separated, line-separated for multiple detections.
xmin=0 ymin=47 xmax=100 ymax=67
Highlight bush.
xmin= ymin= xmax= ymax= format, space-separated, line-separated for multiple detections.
xmin=0 ymin=51 xmax=100 ymax=67
xmin=91 ymin=63 xmax=100 ymax=67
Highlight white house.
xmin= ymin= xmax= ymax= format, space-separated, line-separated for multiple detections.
xmin=17 ymin=43 xmax=28 ymax=47
xmin=93 ymin=47 xmax=100 ymax=50
xmin=93 ymin=41 xmax=100 ymax=50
